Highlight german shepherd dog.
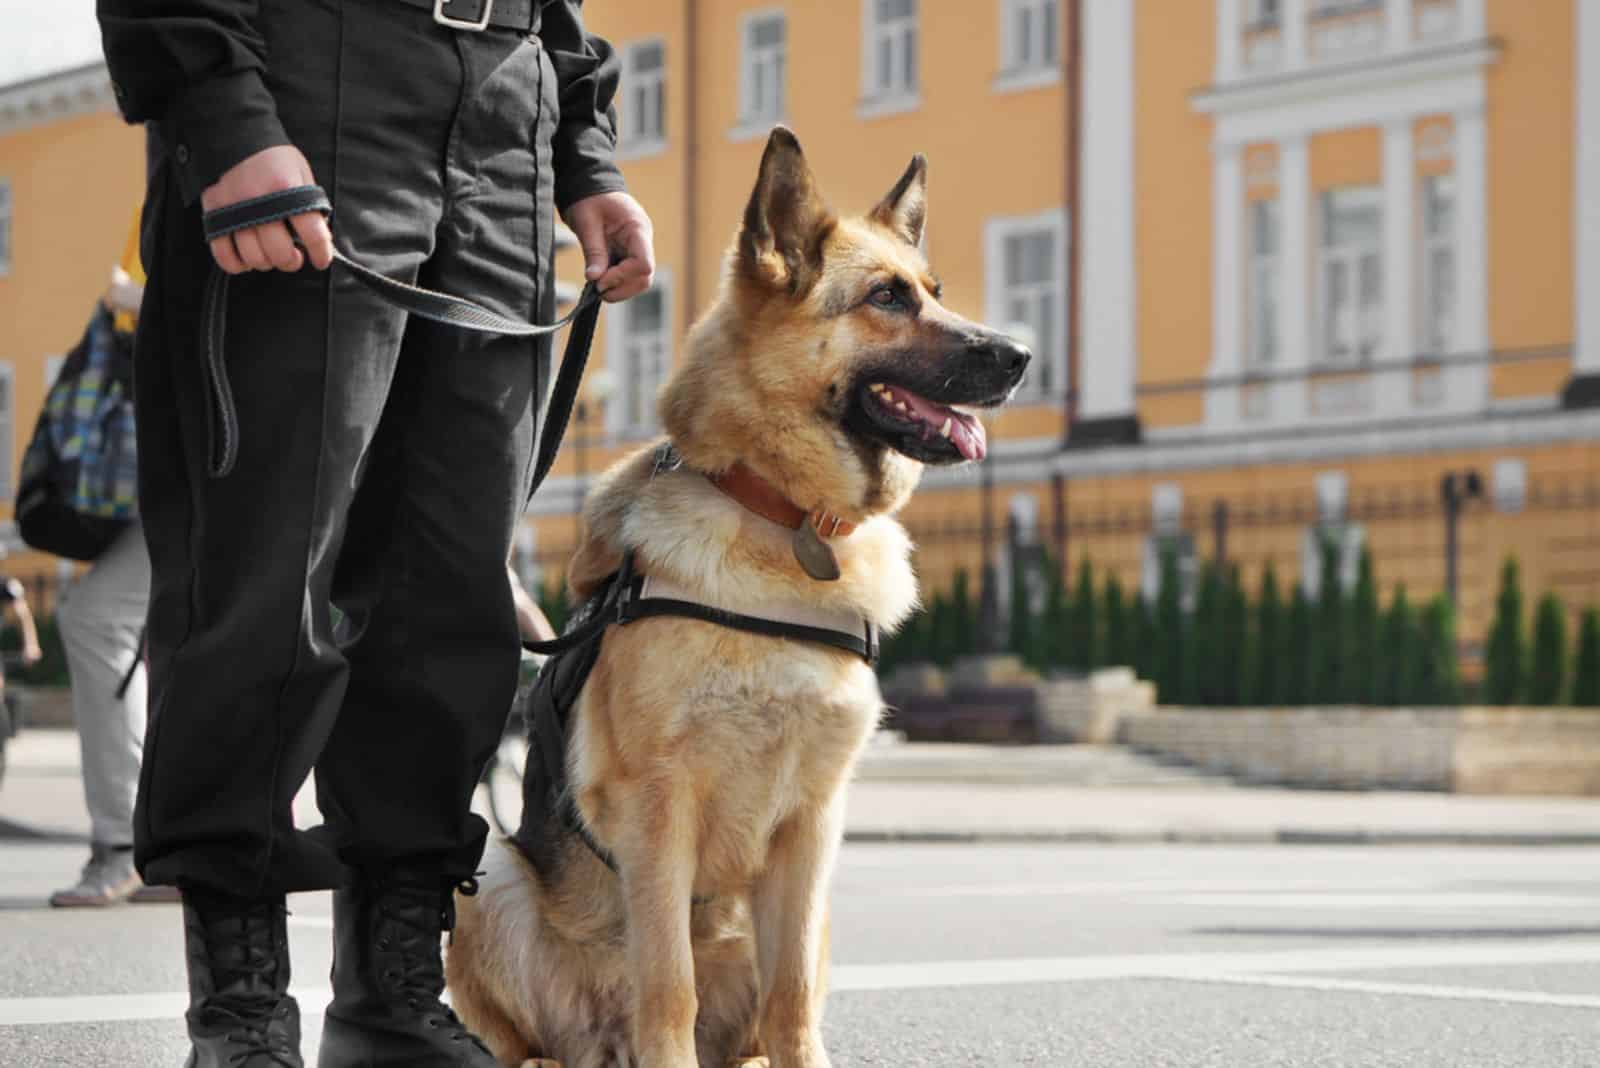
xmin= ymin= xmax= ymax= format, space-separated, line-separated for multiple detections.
xmin=446 ymin=127 xmax=1030 ymax=1068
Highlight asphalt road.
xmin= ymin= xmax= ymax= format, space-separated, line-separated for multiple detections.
xmin=5 ymin=841 xmax=1600 ymax=1066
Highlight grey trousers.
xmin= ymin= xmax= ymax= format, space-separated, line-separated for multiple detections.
xmin=58 ymin=522 xmax=150 ymax=848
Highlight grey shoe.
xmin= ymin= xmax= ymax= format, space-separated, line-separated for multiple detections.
xmin=49 ymin=844 xmax=143 ymax=907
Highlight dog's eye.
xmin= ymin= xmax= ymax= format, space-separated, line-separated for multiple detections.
xmin=868 ymin=287 xmax=903 ymax=310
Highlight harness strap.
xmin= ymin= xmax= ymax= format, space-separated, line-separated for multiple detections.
xmin=620 ymin=587 xmax=879 ymax=665
xmin=199 ymin=185 xmax=603 ymax=490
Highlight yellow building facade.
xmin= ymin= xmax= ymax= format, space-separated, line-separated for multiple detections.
xmin=1 ymin=2 xmax=1596 ymax=659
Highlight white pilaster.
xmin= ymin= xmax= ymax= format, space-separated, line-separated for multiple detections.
xmin=1209 ymin=142 xmax=1245 ymax=430
xmin=1459 ymin=0 xmax=1486 ymax=40
xmin=1377 ymin=117 xmax=1415 ymax=418
xmin=1578 ymin=0 xmax=1600 ymax=376
xmin=1276 ymin=134 xmax=1311 ymax=423
xmin=1386 ymin=0 xmax=1414 ymax=52
xmin=1217 ymin=0 xmax=1242 ymax=83
xmin=1077 ymin=0 xmax=1138 ymax=422
xmin=1453 ymin=106 xmax=1489 ymax=411
xmin=1282 ymin=0 xmax=1309 ymax=69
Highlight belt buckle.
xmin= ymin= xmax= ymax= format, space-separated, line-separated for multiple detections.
xmin=434 ymin=0 xmax=492 ymax=31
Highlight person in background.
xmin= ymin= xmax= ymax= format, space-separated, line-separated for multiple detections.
xmin=0 ymin=576 xmax=45 ymax=683
xmin=48 ymin=232 xmax=175 ymax=908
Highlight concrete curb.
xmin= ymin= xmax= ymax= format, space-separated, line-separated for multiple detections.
xmin=843 ymin=828 xmax=1600 ymax=847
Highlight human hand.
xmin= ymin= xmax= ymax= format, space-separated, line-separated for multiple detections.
xmin=563 ymin=191 xmax=655 ymax=302
xmin=200 ymin=145 xmax=335 ymax=275
xmin=21 ymin=643 xmax=41 ymax=667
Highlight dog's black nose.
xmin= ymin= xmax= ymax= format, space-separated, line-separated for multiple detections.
xmin=989 ymin=335 xmax=1031 ymax=381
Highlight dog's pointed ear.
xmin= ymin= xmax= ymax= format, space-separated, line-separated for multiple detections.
xmin=871 ymin=154 xmax=928 ymax=248
xmin=739 ymin=127 xmax=835 ymax=293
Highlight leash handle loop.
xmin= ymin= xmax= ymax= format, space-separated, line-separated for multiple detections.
xmin=198 ymin=185 xmax=603 ymax=491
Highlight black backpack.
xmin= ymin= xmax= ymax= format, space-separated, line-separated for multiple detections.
xmin=15 ymin=305 xmax=139 ymax=561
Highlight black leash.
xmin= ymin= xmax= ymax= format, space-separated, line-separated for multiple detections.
xmin=199 ymin=185 xmax=604 ymax=489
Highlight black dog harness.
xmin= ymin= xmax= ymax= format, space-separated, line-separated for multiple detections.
xmin=513 ymin=548 xmax=879 ymax=882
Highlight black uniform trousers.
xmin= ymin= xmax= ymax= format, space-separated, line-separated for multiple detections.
xmin=132 ymin=0 xmax=559 ymax=897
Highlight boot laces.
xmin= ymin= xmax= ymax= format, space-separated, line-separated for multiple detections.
xmin=376 ymin=876 xmax=490 ymax=1054
xmin=194 ymin=899 xmax=298 ymax=1067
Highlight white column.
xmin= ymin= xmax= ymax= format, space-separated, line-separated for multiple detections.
xmin=1208 ymin=142 xmax=1244 ymax=430
xmin=1386 ymin=0 xmax=1413 ymax=52
xmin=1276 ymin=133 xmax=1311 ymax=423
xmin=1283 ymin=0 xmax=1309 ymax=69
xmin=1458 ymin=0 xmax=1486 ymax=39
xmin=1217 ymin=0 xmax=1242 ymax=83
xmin=1577 ymin=0 xmax=1600 ymax=377
xmin=1077 ymin=0 xmax=1138 ymax=424
xmin=1377 ymin=117 xmax=1415 ymax=419
xmin=1453 ymin=106 xmax=1490 ymax=412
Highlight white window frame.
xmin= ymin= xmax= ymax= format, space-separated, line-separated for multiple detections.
xmin=1317 ymin=185 xmax=1384 ymax=367
xmin=985 ymin=209 xmax=1069 ymax=404
xmin=0 ymin=362 xmax=13 ymax=500
xmin=617 ymin=37 xmax=667 ymax=160
xmin=859 ymin=0 xmax=920 ymax=117
xmin=735 ymin=9 xmax=787 ymax=136
xmin=605 ymin=271 xmax=673 ymax=438
xmin=1419 ymin=173 xmax=1457 ymax=357
xmin=1247 ymin=198 xmax=1280 ymax=370
xmin=0 ymin=178 xmax=12 ymax=278
xmin=996 ymin=0 xmax=1060 ymax=92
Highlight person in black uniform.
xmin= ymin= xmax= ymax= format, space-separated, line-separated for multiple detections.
xmin=94 ymin=1 xmax=653 ymax=1064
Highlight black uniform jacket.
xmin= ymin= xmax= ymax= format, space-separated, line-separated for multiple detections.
xmin=95 ymin=0 xmax=626 ymax=210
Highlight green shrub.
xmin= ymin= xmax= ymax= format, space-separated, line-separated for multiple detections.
xmin=1572 ymin=608 xmax=1600 ymax=707
xmin=536 ymin=581 xmax=572 ymax=636
xmin=1418 ymin=595 xmax=1461 ymax=705
xmin=1284 ymin=585 xmax=1314 ymax=706
xmin=1254 ymin=563 xmax=1286 ymax=706
xmin=1220 ymin=565 xmax=1248 ymax=706
xmin=948 ymin=570 xmax=978 ymax=664
xmin=1153 ymin=548 xmax=1184 ymax=703
xmin=1484 ymin=557 xmax=1526 ymax=705
xmin=1007 ymin=552 xmax=1034 ymax=662
xmin=1103 ymin=574 xmax=1130 ymax=670
xmin=1189 ymin=562 xmax=1223 ymax=705
xmin=1032 ymin=556 xmax=1069 ymax=671
xmin=1378 ymin=585 xmax=1418 ymax=706
xmin=1069 ymin=557 xmax=1098 ymax=672
xmin=1347 ymin=548 xmax=1379 ymax=704
xmin=1528 ymin=593 xmax=1568 ymax=706
xmin=1309 ymin=536 xmax=1347 ymax=704
xmin=1131 ymin=589 xmax=1156 ymax=682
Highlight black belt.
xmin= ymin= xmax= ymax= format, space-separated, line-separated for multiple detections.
xmin=200 ymin=185 xmax=601 ymax=500
xmin=390 ymin=0 xmax=542 ymax=33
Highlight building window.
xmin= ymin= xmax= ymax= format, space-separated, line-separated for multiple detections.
xmin=986 ymin=211 xmax=1067 ymax=402
xmin=1245 ymin=0 xmax=1281 ymax=29
xmin=1248 ymin=199 xmax=1280 ymax=370
xmin=619 ymin=39 xmax=666 ymax=155
xmin=1420 ymin=174 xmax=1456 ymax=357
xmin=0 ymin=178 xmax=11 ymax=278
xmin=1000 ymin=0 xmax=1059 ymax=74
xmin=608 ymin=275 xmax=671 ymax=437
xmin=1318 ymin=186 xmax=1383 ymax=366
xmin=739 ymin=10 xmax=787 ymax=127
xmin=1492 ymin=458 xmax=1526 ymax=514
xmin=864 ymin=0 xmax=919 ymax=102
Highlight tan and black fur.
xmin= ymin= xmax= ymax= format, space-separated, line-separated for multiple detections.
xmin=446 ymin=127 xmax=1029 ymax=1068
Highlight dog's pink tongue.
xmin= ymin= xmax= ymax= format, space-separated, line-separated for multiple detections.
xmin=950 ymin=413 xmax=986 ymax=462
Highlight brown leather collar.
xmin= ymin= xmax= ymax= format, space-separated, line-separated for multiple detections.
xmin=708 ymin=462 xmax=856 ymax=538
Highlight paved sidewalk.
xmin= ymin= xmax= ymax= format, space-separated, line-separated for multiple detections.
xmin=7 ymin=728 xmax=1600 ymax=846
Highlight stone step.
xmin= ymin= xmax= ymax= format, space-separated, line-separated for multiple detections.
xmin=853 ymin=741 xmax=1232 ymax=787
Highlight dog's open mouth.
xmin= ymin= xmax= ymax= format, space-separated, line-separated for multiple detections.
xmin=853 ymin=381 xmax=989 ymax=464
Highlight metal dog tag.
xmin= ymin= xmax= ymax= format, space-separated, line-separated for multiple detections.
xmin=792 ymin=521 xmax=841 ymax=582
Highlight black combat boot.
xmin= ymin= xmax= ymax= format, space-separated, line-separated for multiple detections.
xmin=181 ymin=889 xmax=303 ymax=1067
xmin=318 ymin=870 xmax=497 ymax=1067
